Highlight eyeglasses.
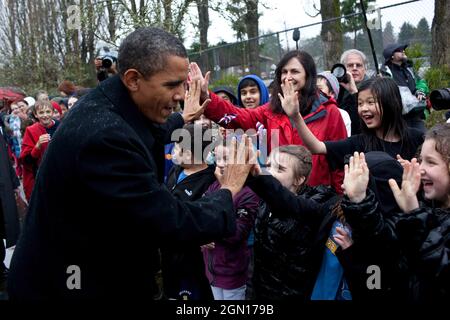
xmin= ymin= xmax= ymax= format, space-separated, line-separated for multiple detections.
xmin=346 ymin=63 xmax=364 ymax=69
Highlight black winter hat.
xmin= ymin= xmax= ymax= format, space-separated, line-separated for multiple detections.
xmin=365 ymin=151 xmax=403 ymax=215
xmin=212 ymin=86 xmax=238 ymax=106
xmin=383 ymin=43 xmax=408 ymax=62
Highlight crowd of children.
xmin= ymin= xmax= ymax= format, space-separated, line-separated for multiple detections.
xmin=1 ymin=48 xmax=448 ymax=302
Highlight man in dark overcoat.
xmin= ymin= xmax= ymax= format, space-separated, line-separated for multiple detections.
xmin=8 ymin=27 xmax=251 ymax=300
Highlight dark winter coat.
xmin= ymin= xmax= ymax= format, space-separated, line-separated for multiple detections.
xmin=340 ymin=191 xmax=449 ymax=302
xmin=247 ymin=175 xmax=338 ymax=300
xmin=0 ymin=131 xmax=20 ymax=247
xmin=337 ymin=191 xmax=409 ymax=301
xmin=7 ymin=75 xmax=236 ymax=300
xmin=161 ymin=164 xmax=217 ymax=300
xmin=393 ymin=206 xmax=449 ymax=302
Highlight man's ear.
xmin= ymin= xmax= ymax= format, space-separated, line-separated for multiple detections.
xmin=122 ymin=69 xmax=141 ymax=92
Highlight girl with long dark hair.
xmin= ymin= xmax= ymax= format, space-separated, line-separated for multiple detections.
xmin=282 ymin=77 xmax=424 ymax=169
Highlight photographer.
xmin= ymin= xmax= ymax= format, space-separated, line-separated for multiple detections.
xmin=334 ymin=49 xmax=371 ymax=135
xmin=380 ymin=43 xmax=430 ymax=134
xmin=94 ymin=46 xmax=118 ymax=82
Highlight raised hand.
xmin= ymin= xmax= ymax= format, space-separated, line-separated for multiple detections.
xmin=214 ymin=165 xmax=225 ymax=186
xmin=396 ymin=154 xmax=411 ymax=168
xmin=279 ymin=79 xmax=300 ymax=120
xmin=200 ymin=242 xmax=215 ymax=251
xmin=36 ymin=133 xmax=51 ymax=150
xmin=188 ymin=62 xmax=210 ymax=102
xmin=342 ymin=152 xmax=369 ymax=203
xmin=182 ymin=79 xmax=210 ymax=123
xmin=388 ymin=158 xmax=420 ymax=213
xmin=220 ymin=135 xmax=255 ymax=197
xmin=248 ymin=146 xmax=262 ymax=177
xmin=334 ymin=227 xmax=353 ymax=250
xmin=339 ymin=71 xmax=358 ymax=94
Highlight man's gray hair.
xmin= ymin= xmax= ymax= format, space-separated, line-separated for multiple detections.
xmin=340 ymin=49 xmax=368 ymax=70
xmin=118 ymin=27 xmax=187 ymax=78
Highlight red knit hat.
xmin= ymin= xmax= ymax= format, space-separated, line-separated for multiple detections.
xmin=51 ymin=101 xmax=62 ymax=115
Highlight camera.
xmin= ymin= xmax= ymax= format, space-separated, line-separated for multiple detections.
xmin=331 ymin=63 xmax=349 ymax=84
xmin=101 ymin=55 xmax=116 ymax=69
xmin=96 ymin=46 xmax=118 ymax=82
xmin=97 ymin=46 xmax=118 ymax=68
xmin=429 ymin=88 xmax=450 ymax=110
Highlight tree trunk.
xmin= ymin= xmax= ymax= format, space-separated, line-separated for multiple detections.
xmin=163 ymin=0 xmax=173 ymax=32
xmin=196 ymin=0 xmax=209 ymax=70
xmin=106 ymin=0 xmax=116 ymax=42
xmin=431 ymin=0 xmax=449 ymax=67
xmin=320 ymin=0 xmax=343 ymax=70
xmin=245 ymin=0 xmax=260 ymax=76
xmin=6 ymin=0 xmax=17 ymax=57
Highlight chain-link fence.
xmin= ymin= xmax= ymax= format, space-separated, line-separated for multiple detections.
xmin=189 ymin=0 xmax=434 ymax=85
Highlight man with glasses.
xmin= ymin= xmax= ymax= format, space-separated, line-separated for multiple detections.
xmin=336 ymin=49 xmax=370 ymax=135
xmin=381 ymin=43 xmax=429 ymax=133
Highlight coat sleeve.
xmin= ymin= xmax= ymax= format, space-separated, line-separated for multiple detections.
xmin=204 ymin=92 xmax=266 ymax=130
xmin=325 ymin=104 xmax=348 ymax=194
xmin=77 ymin=132 xmax=237 ymax=245
xmin=219 ymin=188 xmax=259 ymax=246
xmin=246 ymin=174 xmax=323 ymax=223
xmin=339 ymin=190 xmax=407 ymax=301
xmin=394 ymin=207 xmax=449 ymax=279
xmin=20 ymin=126 xmax=45 ymax=163
xmin=341 ymin=190 xmax=397 ymax=243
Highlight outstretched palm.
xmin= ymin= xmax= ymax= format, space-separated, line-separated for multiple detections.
xmin=188 ymin=62 xmax=210 ymax=102
xmin=343 ymin=152 xmax=369 ymax=203
xmin=388 ymin=158 xmax=420 ymax=213
xmin=279 ymin=79 xmax=300 ymax=119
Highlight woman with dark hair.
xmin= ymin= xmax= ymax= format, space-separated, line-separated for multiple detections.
xmin=191 ymin=51 xmax=347 ymax=192
xmin=271 ymin=51 xmax=318 ymax=116
xmin=284 ymin=77 xmax=424 ymax=169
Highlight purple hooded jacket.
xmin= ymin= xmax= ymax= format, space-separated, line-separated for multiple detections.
xmin=202 ymin=181 xmax=260 ymax=290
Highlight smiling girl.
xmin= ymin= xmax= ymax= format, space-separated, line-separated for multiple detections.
xmin=284 ymin=77 xmax=424 ymax=169
xmin=20 ymin=101 xmax=60 ymax=200
xmin=387 ymin=123 xmax=449 ymax=301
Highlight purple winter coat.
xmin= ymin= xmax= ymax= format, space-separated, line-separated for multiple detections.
xmin=202 ymin=181 xmax=259 ymax=290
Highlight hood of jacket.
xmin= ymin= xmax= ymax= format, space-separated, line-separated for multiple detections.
xmin=237 ymin=74 xmax=270 ymax=108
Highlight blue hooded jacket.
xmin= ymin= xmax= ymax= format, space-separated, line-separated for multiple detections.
xmin=237 ymin=75 xmax=270 ymax=108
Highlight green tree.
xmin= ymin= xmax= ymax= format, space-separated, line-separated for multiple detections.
xmin=398 ymin=22 xmax=416 ymax=46
xmin=415 ymin=17 xmax=431 ymax=54
xmin=259 ymin=31 xmax=283 ymax=62
xmin=416 ymin=18 xmax=430 ymax=42
xmin=382 ymin=21 xmax=396 ymax=46
xmin=221 ymin=0 xmax=262 ymax=75
xmin=340 ymin=0 xmax=375 ymax=47
xmin=320 ymin=0 xmax=343 ymax=70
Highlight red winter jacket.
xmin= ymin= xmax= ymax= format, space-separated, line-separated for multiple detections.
xmin=20 ymin=123 xmax=50 ymax=200
xmin=204 ymin=93 xmax=347 ymax=192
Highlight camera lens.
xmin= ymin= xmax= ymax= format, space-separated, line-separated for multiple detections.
xmin=333 ymin=66 xmax=345 ymax=78
xmin=102 ymin=57 xmax=113 ymax=69
xmin=429 ymin=88 xmax=450 ymax=110
xmin=331 ymin=63 xmax=349 ymax=83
